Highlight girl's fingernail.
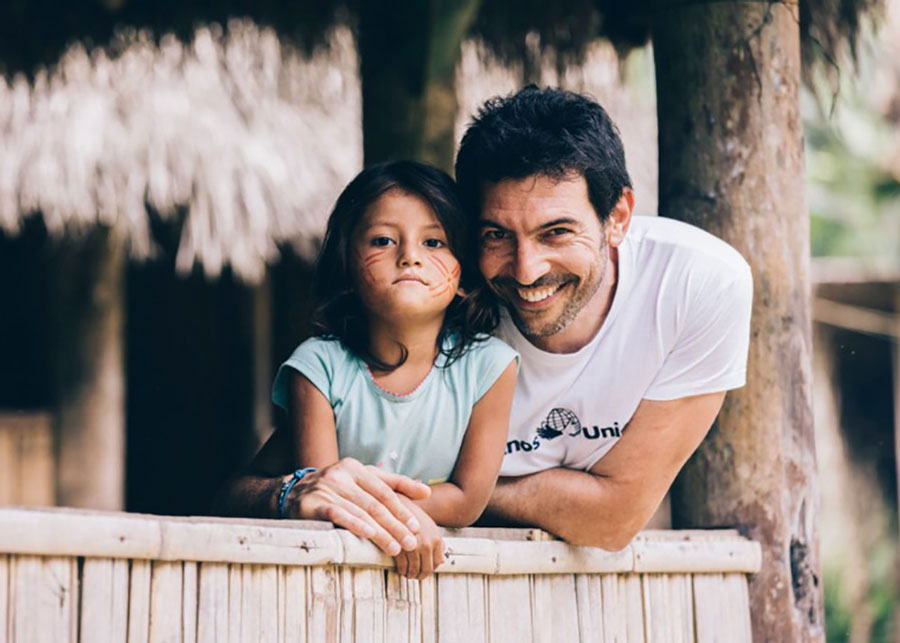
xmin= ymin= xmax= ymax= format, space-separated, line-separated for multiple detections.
xmin=387 ymin=542 xmax=401 ymax=556
xmin=402 ymin=535 xmax=417 ymax=550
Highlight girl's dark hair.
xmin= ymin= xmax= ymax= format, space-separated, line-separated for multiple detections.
xmin=310 ymin=160 xmax=498 ymax=371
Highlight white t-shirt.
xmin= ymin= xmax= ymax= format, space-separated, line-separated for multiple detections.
xmin=496 ymin=216 xmax=753 ymax=476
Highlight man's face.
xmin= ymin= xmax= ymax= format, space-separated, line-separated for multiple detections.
xmin=478 ymin=174 xmax=612 ymax=343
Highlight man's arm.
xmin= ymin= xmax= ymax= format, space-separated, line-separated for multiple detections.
xmin=482 ymin=391 xmax=726 ymax=550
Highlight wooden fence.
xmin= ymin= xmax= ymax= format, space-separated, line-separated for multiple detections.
xmin=0 ymin=507 xmax=760 ymax=642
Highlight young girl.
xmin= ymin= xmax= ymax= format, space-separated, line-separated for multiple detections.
xmin=271 ymin=161 xmax=518 ymax=579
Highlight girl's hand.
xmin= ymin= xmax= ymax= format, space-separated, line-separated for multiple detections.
xmin=393 ymin=498 xmax=444 ymax=580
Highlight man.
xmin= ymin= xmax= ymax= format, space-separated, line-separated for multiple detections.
xmin=218 ymin=86 xmax=752 ymax=554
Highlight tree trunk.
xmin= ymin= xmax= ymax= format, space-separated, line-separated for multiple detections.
xmin=359 ymin=0 xmax=481 ymax=172
xmin=652 ymin=2 xmax=823 ymax=641
xmin=53 ymin=226 xmax=125 ymax=510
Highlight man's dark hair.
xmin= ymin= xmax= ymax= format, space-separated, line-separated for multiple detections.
xmin=455 ymin=86 xmax=632 ymax=223
xmin=310 ymin=160 xmax=498 ymax=371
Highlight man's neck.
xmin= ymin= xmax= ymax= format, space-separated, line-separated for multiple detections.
xmin=525 ymin=246 xmax=619 ymax=354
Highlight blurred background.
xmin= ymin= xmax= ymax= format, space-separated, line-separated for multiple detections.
xmin=0 ymin=1 xmax=897 ymax=640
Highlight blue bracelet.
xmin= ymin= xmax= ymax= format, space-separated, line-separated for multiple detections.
xmin=278 ymin=467 xmax=318 ymax=519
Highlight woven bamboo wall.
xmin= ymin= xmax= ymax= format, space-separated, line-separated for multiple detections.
xmin=0 ymin=508 xmax=760 ymax=642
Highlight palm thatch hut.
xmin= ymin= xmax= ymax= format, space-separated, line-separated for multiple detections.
xmin=0 ymin=21 xmax=361 ymax=516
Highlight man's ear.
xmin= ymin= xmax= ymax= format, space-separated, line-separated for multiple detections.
xmin=606 ymin=188 xmax=635 ymax=248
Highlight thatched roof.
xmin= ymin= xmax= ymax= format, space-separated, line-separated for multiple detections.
xmin=1 ymin=17 xmax=659 ymax=284
xmin=0 ymin=21 xmax=361 ymax=282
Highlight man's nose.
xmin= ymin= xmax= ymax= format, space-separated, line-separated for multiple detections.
xmin=511 ymin=241 xmax=550 ymax=285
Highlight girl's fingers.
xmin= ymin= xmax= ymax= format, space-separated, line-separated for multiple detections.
xmin=373 ymin=469 xmax=431 ymax=501
xmin=432 ymin=540 xmax=444 ymax=572
xmin=395 ymin=552 xmax=410 ymax=577
xmin=405 ymin=548 xmax=421 ymax=579
xmin=419 ymin=547 xmax=433 ymax=580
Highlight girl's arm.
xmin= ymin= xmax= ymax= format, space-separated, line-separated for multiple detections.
xmin=285 ymin=372 xmax=427 ymax=558
xmin=286 ymin=371 xmax=340 ymax=467
xmin=412 ymin=360 xmax=517 ymax=527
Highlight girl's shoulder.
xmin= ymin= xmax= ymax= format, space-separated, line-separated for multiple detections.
xmin=444 ymin=335 xmax=519 ymax=393
xmin=272 ymin=336 xmax=360 ymax=410
xmin=288 ymin=335 xmax=353 ymax=362
xmin=466 ymin=334 xmax=519 ymax=363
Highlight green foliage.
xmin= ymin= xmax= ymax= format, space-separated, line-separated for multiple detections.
xmin=824 ymin=566 xmax=852 ymax=641
xmin=803 ymin=32 xmax=900 ymax=259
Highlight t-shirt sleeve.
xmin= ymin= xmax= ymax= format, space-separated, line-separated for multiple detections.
xmin=643 ymin=260 xmax=753 ymax=401
xmin=472 ymin=337 xmax=520 ymax=402
xmin=271 ymin=338 xmax=339 ymax=410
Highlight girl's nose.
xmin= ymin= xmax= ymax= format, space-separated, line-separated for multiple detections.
xmin=398 ymin=242 xmax=423 ymax=267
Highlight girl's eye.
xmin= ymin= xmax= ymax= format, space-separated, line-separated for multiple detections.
xmin=371 ymin=236 xmax=394 ymax=247
xmin=423 ymin=238 xmax=445 ymax=248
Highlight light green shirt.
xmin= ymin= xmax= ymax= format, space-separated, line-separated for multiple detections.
xmin=272 ymin=336 xmax=518 ymax=484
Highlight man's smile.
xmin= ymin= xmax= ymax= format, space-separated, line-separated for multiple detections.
xmin=516 ymin=282 xmax=570 ymax=304
xmin=491 ymin=276 xmax=577 ymax=310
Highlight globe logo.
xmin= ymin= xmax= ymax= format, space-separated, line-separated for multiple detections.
xmin=537 ymin=408 xmax=582 ymax=440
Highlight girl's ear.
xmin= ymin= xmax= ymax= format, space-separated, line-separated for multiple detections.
xmin=455 ymin=285 xmax=467 ymax=299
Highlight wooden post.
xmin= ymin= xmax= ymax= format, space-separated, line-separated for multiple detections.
xmin=894 ymin=286 xmax=900 ymax=636
xmin=651 ymin=2 xmax=823 ymax=641
xmin=53 ymin=226 xmax=125 ymax=510
xmin=359 ymin=0 xmax=481 ymax=171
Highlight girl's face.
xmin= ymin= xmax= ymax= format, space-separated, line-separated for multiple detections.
xmin=351 ymin=189 xmax=462 ymax=324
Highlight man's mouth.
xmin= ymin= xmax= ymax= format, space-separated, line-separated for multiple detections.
xmin=516 ymin=283 xmax=566 ymax=303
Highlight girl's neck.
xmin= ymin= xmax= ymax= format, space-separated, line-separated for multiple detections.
xmin=366 ymin=316 xmax=444 ymax=395
xmin=368 ymin=316 xmax=443 ymax=369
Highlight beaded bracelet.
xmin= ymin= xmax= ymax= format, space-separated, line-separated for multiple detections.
xmin=277 ymin=467 xmax=318 ymax=519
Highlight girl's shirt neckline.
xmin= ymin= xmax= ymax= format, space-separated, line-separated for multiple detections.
xmin=364 ymin=361 xmax=436 ymax=401
xmin=359 ymin=340 xmax=455 ymax=402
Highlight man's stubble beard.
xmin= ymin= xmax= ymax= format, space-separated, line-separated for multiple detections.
xmin=501 ymin=237 xmax=609 ymax=340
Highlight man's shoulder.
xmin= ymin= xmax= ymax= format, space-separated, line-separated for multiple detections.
xmin=628 ymin=216 xmax=751 ymax=286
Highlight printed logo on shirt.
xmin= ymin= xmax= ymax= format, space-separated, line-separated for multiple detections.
xmin=505 ymin=408 xmax=623 ymax=455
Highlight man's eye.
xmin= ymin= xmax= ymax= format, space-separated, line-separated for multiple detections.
xmin=424 ymin=239 xmax=445 ymax=248
xmin=547 ymin=227 xmax=571 ymax=237
xmin=371 ymin=236 xmax=394 ymax=247
xmin=482 ymin=229 xmax=507 ymax=242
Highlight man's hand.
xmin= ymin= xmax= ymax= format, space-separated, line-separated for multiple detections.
xmin=393 ymin=498 xmax=444 ymax=579
xmin=282 ymin=458 xmax=432 ymax=556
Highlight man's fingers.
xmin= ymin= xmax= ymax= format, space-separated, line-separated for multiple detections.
xmin=354 ymin=473 xmax=423 ymax=542
xmin=313 ymin=499 xmax=402 ymax=556
xmin=376 ymin=469 xmax=431 ymax=501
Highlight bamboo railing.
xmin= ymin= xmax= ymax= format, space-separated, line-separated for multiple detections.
xmin=0 ymin=507 xmax=760 ymax=642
